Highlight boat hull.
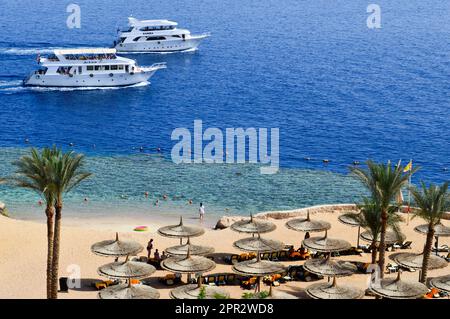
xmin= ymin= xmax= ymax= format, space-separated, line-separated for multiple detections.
xmin=115 ymin=36 xmax=207 ymax=53
xmin=24 ymin=70 xmax=156 ymax=88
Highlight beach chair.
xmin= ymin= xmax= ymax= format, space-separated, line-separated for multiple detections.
xmin=226 ymin=274 xmax=236 ymax=285
xmin=278 ymin=251 xmax=288 ymax=261
xmin=271 ymin=252 xmax=279 ymax=261
xmin=386 ymin=263 xmax=399 ymax=274
xmin=239 ymin=253 xmax=249 ymax=262
xmin=207 ymin=275 xmax=216 ymax=286
xmin=432 ymin=245 xmax=449 ymax=253
xmin=400 ymin=241 xmax=412 ymax=249
xmin=248 ymin=252 xmax=257 ymax=259
xmin=241 ymin=277 xmax=257 ymax=290
xmin=217 ymin=275 xmax=226 ymax=286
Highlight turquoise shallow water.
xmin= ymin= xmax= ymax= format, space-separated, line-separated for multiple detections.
xmin=0 ymin=148 xmax=366 ymax=221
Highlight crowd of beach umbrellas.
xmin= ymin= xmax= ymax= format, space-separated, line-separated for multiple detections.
xmin=90 ymin=212 xmax=450 ymax=299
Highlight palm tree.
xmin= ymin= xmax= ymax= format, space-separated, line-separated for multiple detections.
xmin=410 ymin=181 xmax=449 ymax=283
xmin=350 ymin=160 xmax=416 ymax=278
xmin=9 ymin=148 xmax=60 ymax=298
xmin=346 ymin=198 xmax=403 ymax=264
xmin=46 ymin=149 xmax=91 ymax=298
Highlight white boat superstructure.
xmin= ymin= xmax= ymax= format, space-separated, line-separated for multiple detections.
xmin=24 ymin=48 xmax=166 ymax=87
xmin=114 ymin=17 xmax=209 ymax=53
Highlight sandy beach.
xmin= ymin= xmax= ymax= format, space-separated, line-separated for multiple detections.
xmin=0 ymin=207 xmax=448 ymax=299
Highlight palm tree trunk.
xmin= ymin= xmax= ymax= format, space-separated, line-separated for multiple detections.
xmin=420 ymin=225 xmax=434 ymax=284
xmin=370 ymin=242 xmax=378 ymax=264
xmin=50 ymin=202 xmax=62 ymax=299
xmin=45 ymin=205 xmax=54 ymax=299
xmin=377 ymin=209 xmax=388 ymax=279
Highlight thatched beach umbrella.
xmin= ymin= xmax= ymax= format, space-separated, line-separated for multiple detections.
xmin=429 ymin=275 xmax=450 ymax=293
xmin=165 ymin=237 xmax=214 ymax=256
xmin=161 ymin=248 xmax=216 ymax=274
xmin=285 ymin=211 xmax=331 ymax=233
xmin=170 ymin=277 xmax=230 ymax=299
xmin=98 ymin=257 xmax=157 ymax=280
xmin=306 ymin=277 xmax=364 ymax=299
xmin=91 ymin=233 xmax=143 ymax=258
xmin=158 ymin=216 xmax=205 ymax=244
xmin=391 ymin=252 xmax=448 ymax=271
xmin=232 ymin=254 xmax=287 ymax=292
xmin=302 ymin=231 xmax=352 ymax=253
xmin=338 ymin=212 xmax=362 ymax=247
xmin=231 ymin=214 xmax=276 ymax=234
xmin=303 ymin=254 xmax=357 ymax=278
xmin=98 ymin=283 xmax=160 ymax=299
xmin=265 ymin=286 xmax=298 ymax=299
xmin=369 ymin=271 xmax=428 ymax=299
xmin=360 ymin=230 xmax=405 ymax=245
xmin=233 ymin=234 xmax=285 ymax=253
xmin=414 ymin=223 xmax=450 ymax=256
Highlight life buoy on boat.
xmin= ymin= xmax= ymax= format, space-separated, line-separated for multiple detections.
xmin=89 ymin=74 xmax=94 ymax=78
xmin=109 ymin=73 xmax=114 ymax=77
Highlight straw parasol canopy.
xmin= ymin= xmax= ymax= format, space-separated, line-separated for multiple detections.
xmin=303 ymin=254 xmax=357 ymax=277
xmin=391 ymin=252 xmax=448 ymax=270
xmin=158 ymin=216 xmax=205 ymax=239
xmin=338 ymin=212 xmax=362 ymax=247
xmin=302 ymin=231 xmax=352 ymax=253
xmin=98 ymin=283 xmax=160 ymax=299
xmin=170 ymin=283 xmax=230 ymax=299
xmin=233 ymin=234 xmax=285 ymax=253
xmin=369 ymin=271 xmax=428 ymax=299
xmin=414 ymin=223 xmax=450 ymax=237
xmin=360 ymin=230 xmax=405 ymax=245
xmin=306 ymin=277 xmax=364 ymax=299
xmin=338 ymin=213 xmax=361 ymax=227
xmin=265 ymin=286 xmax=298 ymax=299
xmin=285 ymin=211 xmax=331 ymax=233
xmin=91 ymin=233 xmax=143 ymax=257
xmin=98 ymin=257 xmax=156 ymax=280
xmin=429 ymin=275 xmax=450 ymax=293
xmin=230 ymin=214 xmax=276 ymax=234
xmin=165 ymin=237 xmax=214 ymax=256
xmin=161 ymin=248 xmax=216 ymax=274
xmin=232 ymin=257 xmax=286 ymax=277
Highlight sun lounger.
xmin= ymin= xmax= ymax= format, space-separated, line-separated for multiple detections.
xmin=278 ymin=251 xmax=288 ymax=260
xmin=386 ymin=263 xmax=399 ymax=274
xmin=432 ymin=245 xmax=449 ymax=253
xmin=270 ymin=252 xmax=279 ymax=261
xmin=261 ymin=252 xmax=271 ymax=260
xmin=217 ymin=275 xmax=226 ymax=285
xmin=226 ymin=274 xmax=236 ymax=285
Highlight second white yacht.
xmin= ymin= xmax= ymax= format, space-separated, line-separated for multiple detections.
xmin=24 ymin=48 xmax=166 ymax=87
xmin=114 ymin=17 xmax=209 ymax=53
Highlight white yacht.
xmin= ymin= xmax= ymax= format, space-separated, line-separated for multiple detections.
xmin=24 ymin=48 xmax=166 ymax=87
xmin=114 ymin=17 xmax=209 ymax=53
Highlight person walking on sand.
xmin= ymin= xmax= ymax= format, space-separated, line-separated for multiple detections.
xmin=147 ymin=239 xmax=154 ymax=259
xmin=199 ymin=203 xmax=205 ymax=221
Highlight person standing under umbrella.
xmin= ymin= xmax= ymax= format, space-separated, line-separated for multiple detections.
xmin=147 ymin=239 xmax=154 ymax=259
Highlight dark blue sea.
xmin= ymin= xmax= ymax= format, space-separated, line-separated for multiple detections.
xmin=0 ymin=0 xmax=449 ymax=222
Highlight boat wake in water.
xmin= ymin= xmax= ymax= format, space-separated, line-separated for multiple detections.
xmin=0 ymin=80 xmax=149 ymax=94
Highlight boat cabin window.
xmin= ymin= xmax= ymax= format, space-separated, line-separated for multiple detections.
xmin=139 ymin=25 xmax=175 ymax=31
xmin=86 ymin=65 xmax=124 ymax=72
xmin=133 ymin=37 xmax=142 ymax=42
xmin=57 ymin=66 xmax=71 ymax=75
xmin=35 ymin=67 xmax=48 ymax=75
xmin=64 ymin=53 xmax=117 ymax=60
xmin=47 ymin=54 xmax=59 ymax=62
xmin=146 ymin=36 xmax=166 ymax=41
